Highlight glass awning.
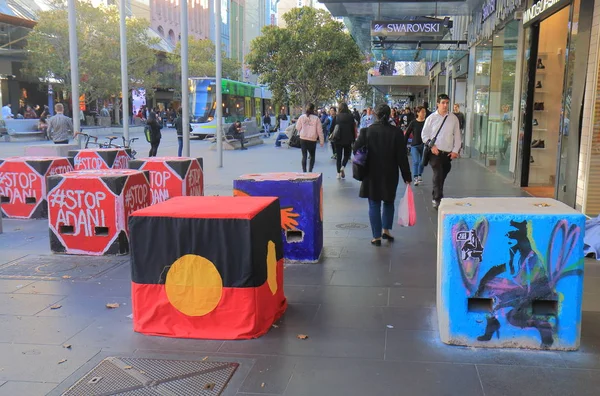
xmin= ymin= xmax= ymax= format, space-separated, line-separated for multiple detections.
xmin=371 ymin=48 xmax=468 ymax=63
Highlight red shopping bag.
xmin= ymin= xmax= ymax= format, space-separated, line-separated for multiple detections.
xmin=398 ymin=184 xmax=416 ymax=227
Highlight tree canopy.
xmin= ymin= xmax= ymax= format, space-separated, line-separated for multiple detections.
xmin=167 ymin=37 xmax=242 ymax=81
xmin=24 ymin=0 xmax=160 ymax=104
xmin=246 ymin=7 xmax=370 ymax=106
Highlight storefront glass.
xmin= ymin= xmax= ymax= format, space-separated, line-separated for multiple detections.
xmin=472 ymin=42 xmax=492 ymax=162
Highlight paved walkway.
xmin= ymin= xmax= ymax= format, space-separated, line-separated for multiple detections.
xmin=0 ymin=131 xmax=600 ymax=395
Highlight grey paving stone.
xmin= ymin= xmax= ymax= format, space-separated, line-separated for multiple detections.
xmin=238 ymin=356 xmax=296 ymax=394
xmin=285 ymin=285 xmax=388 ymax=307
xmin=14 ymin=279 xmax=132 ymax=297
xmin=581 ymin=311 xmax=600 ymax=338
xmin=385 ymin=329 xmax=567 ymax=367
xmin=219 ymin=326 xmax=385 ymax=359
xmin=284 ymin=357 xmax=483 ymax=396
xmin=274 ymin=303 xmax=319 ymax=328
xmin=477 ymin=365 xmax=600 ymax=396
xmin=0 ymin=343 xmax=101 ymax=383
xmin=0 ymin=315 xmax=93 ymax=345
xmin=0 ymin=279 xmax=35 ymax=293
xmin=0 ymin=293 xmax=65 ymax=315
xmin=382 ymin=307 xmax=438 ymax=331
xmin=0 ymin=381 xmax=58 ymax=396
xmin=388 ymin=287 xmax=436 ymax=307
xmin=282 ymin=266 xmax=333 ymax=286
xmin=312 ymin=305 xmax=385 ymax=330
xmin=35 ymin=295 xmax=132 ymax=318
xmin=559 ymin=337 xmax=600 ymax=369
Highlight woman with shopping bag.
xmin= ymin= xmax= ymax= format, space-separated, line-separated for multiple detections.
xmin=354 ymin=104 xmax=412 ymax=246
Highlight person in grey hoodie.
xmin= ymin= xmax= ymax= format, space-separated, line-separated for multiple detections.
xmin=295 ymin=103 xmax=324 ymax=172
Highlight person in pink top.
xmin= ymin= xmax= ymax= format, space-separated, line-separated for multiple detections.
xmin=296 ymin=103 xmax=325 ymax=172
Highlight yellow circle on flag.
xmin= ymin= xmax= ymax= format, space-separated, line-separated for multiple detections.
xmin=165 ymin=254 xmax=223 ymax=316
xmin=267 ymin=240 xmax=278 ymax=295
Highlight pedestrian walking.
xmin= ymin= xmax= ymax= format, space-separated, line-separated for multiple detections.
xmin=47 ymin=103 xmax=74 ymax=144
xmin=405 ymin=106 xmax=427 ymax=185
xmin=328 ymin=108 xmax=337 ymax=159
xmin=295 ymin=103 xmax=324 ymax=172
xmin=354 ymin=104 xmax=412 ymax=246
xmin=333 ymin=102 xmax=356 ymax=179
xmin=147 ymin=112 xmax=162 ymax=157
xmin=421 ymin=94 xmax=462 ymax=209
xmin=360 ymin=107 xmax=375 ymax=129
xmin=174 ymin=108 xmax=191 ymax=157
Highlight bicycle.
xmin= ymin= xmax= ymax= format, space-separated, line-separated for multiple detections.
xmin=75 ymin=132 xmax=102 ymax=149
xmin=102 ymin=135 xmax=139 ymax=159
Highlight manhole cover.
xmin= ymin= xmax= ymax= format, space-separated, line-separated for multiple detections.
xmin=335 ymin=222 xmax=368 ymax=229
xmin=0 ymin=255 xmax=127 ymax=280
xmin=63 ymin=357 xmax=238 ymax=396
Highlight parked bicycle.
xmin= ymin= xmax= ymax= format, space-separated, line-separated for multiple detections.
xmin=75 ymin=133 xmax=138 ymax=158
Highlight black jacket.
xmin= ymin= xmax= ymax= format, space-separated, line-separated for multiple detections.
xmin=335 ymin=112 xmax=356 ymax=146
xmin=147 ymin=120 xmax=162 ymax=142
xmin=355 ymin=121 xmax=412 ymax=202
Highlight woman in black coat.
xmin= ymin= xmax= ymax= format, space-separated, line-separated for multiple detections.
xmin=354 ymin=104 xmax=412 ymax=246
xmin=147 ymin=112 xmax=162 ymax=157
xmin=334 ymin=102 xmax=357 ymax=179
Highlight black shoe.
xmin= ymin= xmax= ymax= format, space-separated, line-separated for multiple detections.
xmin=537 ymin=59 xmax=545 ymax=69
xmin=538 ymin=102 xmax=544 ymax=110
xmin=530 ymin=155 xmax=534 ymax=163
xmin=536 ymin=81 xmax=542 ymax=88
xmin=532 ymin=139 xmax=539 ymax=147
xmin=537 ymin=140 xmax=545 ymax=148
xmin=371 ymin=239 xmax=382 ymax=246
xmin=432 ymin=200 xmax=440 ymax=210
xmin=533 ymin=119 xmax=539 ymax=126
xmin=382 ymin=233 xmax=394 ymax=242
xmin=241 ymin=147 xmax=248 ymax=150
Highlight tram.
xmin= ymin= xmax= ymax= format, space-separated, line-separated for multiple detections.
xmin=189 ymin=78 xmax=273 ymax=138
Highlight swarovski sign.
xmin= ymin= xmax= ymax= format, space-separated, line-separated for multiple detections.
xmin=371 ymin=20 xmax=445 ymax=37
xmin=523 ymin=0 xmax=571 ymax=26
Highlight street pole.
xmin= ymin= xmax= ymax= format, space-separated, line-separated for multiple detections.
xmin=119 ymin=0 xmax=129 ymax=140
xmin=67 ymin=0 xmax=80 ymax=135
xmin=181 ymin=0 xmax=190 ymax=157
xmin=215 ymin=0 xmax=223 ymax=167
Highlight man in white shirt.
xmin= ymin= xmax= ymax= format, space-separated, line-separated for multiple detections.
xmin=1 ymin=103 xmax=13 ymax=119
xmin=421 ymin=94 xmax=462 ymax=209
xmin=360 ymin=107 xmax=374 ymax=129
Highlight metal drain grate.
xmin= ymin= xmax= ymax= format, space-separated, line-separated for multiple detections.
xmin=335 ymin=222 xmax=368 ymax=229
xmin=63 ymin=357 xmax=238 ymax=396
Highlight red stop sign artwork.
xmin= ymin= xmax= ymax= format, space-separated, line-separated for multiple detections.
xmin=73 ymin=149 xmax=129 ymax=170
xmin=48 ymin=176 xmax=118 ymax=255
xmin=140 ymin=161 xmax=184 ymax=205
xmin=119 ymin=171 xmax=151 ymax=233
xmin=0 ymin=161 xmax=43 ymax=219
xmin=185 ymin=159 xmax=204 ymax=196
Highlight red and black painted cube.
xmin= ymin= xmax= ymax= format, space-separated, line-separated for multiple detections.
xmin=128 ymin=157 xmax=204 ymax=204
xmin=129 ymin=196 xmax=287 ymax=340
xmin=47 ymin=169 xmax=151 ymax=255
xmin=69 ymin=148 xmax=130 ymax=171
xmin=0 ymin=156 xmax=74 ymax=219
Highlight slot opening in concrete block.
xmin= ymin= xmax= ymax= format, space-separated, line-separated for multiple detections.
xmin=59 ymin=225 xmax=74 ymax=235
xmin=25 ymin=197 xmax=37 ymax=204
xmin=95 ymin=227 xmax=109 ymax=236
xmin=0 ymin=196 xmax=9 ymax=203
xmin=467 ymin=297 xmax=493 ymax=313
xmin=286 ymin=230 xmax=304 ymax=243
xmin=532 ymin=300 xmax=558 ymax=316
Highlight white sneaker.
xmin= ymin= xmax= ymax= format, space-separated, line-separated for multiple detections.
xmin=418 ymin=176 xmax=423 ymax=182
xmin=414 ymin=177 xmax=420 ymax=186
xmin=337 ymin=173 xmax=341 ymax=179
xmin=340 ymin=166 xmax=345 ymax=178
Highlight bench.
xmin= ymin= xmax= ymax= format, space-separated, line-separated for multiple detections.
xmin=3 ymin=119 xmax=46 ymax=142
xmin=208 ymin=121 xmax=265 ymax=150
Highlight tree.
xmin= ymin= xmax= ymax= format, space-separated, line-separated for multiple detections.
xmin=246 ymin=7 xmax=370 ymax=107
xmin=167 ymin=37 xmax=242 ymax=80
xmin=24 ymin=0 xmax=160 ymax=104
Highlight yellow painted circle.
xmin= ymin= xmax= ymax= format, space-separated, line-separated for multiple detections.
xmin=165 ymin=254 xmax=223 ymax=316
xmin=267 ymin=240 xmax=278 ymax=295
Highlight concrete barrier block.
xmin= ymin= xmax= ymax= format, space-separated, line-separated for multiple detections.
xmin=69 ymin=148 xmax=130 ymax=170
xmin=234 ymin=172 xmax=323 ymax=263
xmin=438 ymin=197 xmax=586 ymax=350
xmin=25 ymin=144 xmax=79 ymax=157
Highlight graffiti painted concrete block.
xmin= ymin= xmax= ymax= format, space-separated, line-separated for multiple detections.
xmin=0 ymin=156 xmax=74 ymax=219
xmin=233 ymin=172 xmax=323 ymax=263
xmin=47 ymin=169 xmax=151 ymax=255
xmin=69 ymin=148 xmax=130 ymax=170
xmin=438 ymin=197 xmax=586 ymax=350
xmin=128 ymin=157 xmax=204 ymax=204
xmin=129 ymin=196 xmax=287 ymax=339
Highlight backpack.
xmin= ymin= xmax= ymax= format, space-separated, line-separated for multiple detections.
xmin=144 ymin=125 xmax=152 ymax=142
xmin=288 ymin=128 xmax=301 ymax=148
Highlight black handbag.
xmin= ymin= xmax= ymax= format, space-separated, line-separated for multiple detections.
xmin=329 ymin=124 xmax=340 ymax=142
xmin=421 ymin=115 xmax=448 ymax=167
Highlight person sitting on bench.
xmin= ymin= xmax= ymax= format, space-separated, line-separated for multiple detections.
xmin=228 ymin=121 xmax=247 ymax=150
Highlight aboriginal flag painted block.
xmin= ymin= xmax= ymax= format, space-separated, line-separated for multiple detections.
xmin=234 ymin=172 xmax=323 ymax=263
xmin=0 ymin=156 xmax=74 ymax=219
xmin=69 ymin=148 xmax=130 ymax=170
xmin=129 ymin=196 xmax=287 ymax=340
xmin=47 ymin=169 xmax=151 ymax=256
xmin=129 ymin=157 xmax=204 ymax=204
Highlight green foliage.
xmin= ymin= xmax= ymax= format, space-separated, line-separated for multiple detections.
xmin=24 ymin=0 xmax=160 ymax=103
xmin=167 ymin=37 xmax=242 ymax=80
xmin=246 ymin=7 xmax=370 ymax=107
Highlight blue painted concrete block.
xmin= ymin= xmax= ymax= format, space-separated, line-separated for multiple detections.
xmin=438 ymin=198 xmax=586 ymax=350
xmin=233 ymin=173 xmax=323 ymax=263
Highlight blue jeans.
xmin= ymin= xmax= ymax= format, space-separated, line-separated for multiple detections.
xmin=368 ymin=199 xmax=395 ymax=239
xmin=275 ymin=132 xmax=287 ymax=147
xmin=178 ymin=136 xmax=183 ymax=157
xmin=411 ymin=144 xmax=424 ymax=177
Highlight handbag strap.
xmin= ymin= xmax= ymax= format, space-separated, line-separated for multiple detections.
xmin=432 ymin=115 xmax=448 ymax=141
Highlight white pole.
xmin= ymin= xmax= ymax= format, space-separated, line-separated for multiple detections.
xmin=181 ymin=0 xmax=190 ymax=156
xmin=215 ymin=0 xmax=223 ymax=167
xmin=67 ymin=0 xmax=80 ymax=135
xmin=119 ymin=0 xmax=129 ymax=139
